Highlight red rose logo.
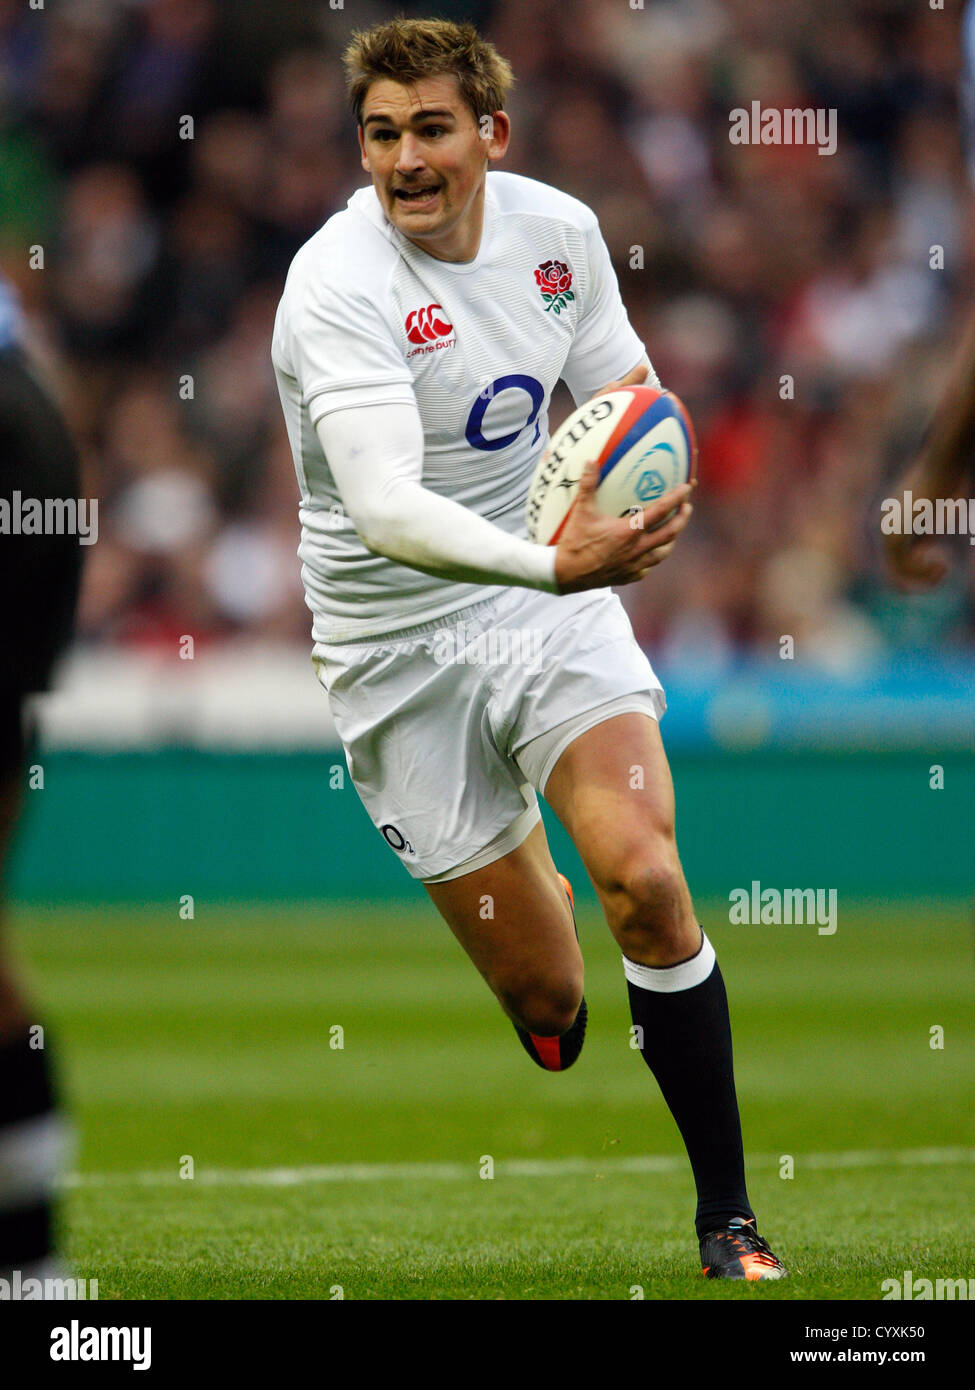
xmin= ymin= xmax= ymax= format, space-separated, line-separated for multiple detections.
xmin=535 ymin=260 xmax=572 ymax=294
xmin=534 ymin=260 xmax=575 ymax=314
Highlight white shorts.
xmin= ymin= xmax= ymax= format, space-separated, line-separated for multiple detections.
xmin=312 ymin=586 xmax=666 ymax=881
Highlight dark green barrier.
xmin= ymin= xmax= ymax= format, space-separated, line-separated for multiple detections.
xmin=7 ymin=749 xmax=973 ymax=903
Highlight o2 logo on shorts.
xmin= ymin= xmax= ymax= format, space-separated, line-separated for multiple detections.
xmin=465 ymin=374 xmax=545 ymax=452
xmin=381 ymin=823 xmax=415 ymax=855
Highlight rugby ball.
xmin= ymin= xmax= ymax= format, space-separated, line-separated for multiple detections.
xmin=526 ymin=386 xmax=697 ymax=545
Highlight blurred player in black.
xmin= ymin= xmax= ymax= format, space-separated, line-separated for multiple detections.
xmin=0 ymin=273 xmax=82 ymax=1279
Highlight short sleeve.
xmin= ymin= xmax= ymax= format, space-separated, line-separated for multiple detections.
xmin=560 ymin=218 xmax=656 ymax=407
xmin=274 ymin=272 xmax=415 ymax=425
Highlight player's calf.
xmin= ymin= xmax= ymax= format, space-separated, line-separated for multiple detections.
xmin=501 ymin=968 xmax=588 ymax=1073
xmin=494 ymin=968 xmax=582 ymax=1040
xmin=503 ymin=873 xmax=587 ymax=1072
xmin=514 ymin=997 xmax=588 ymax=1072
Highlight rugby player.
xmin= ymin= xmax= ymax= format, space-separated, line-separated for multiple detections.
xmin=272 ymin=16 xmax=785 ymax=1280
xmin=0 ymin=272 xmax=81 ymax=1279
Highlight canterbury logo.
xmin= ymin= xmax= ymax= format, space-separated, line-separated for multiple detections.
xmin=405 ymin=304 xmax=453 ymax=344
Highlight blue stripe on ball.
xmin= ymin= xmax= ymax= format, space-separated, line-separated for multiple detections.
xmin=599 ymin=393 xmax=690 ymax=483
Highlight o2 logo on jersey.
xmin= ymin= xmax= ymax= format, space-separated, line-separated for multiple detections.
xmin=405 ymin=304 xmax=453 ymax=344
xmin=466 ymin=374 xmax=545 ymax=452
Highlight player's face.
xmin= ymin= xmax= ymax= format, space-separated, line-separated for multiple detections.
xmin=358 ymin=74 xmax=510 ymax=263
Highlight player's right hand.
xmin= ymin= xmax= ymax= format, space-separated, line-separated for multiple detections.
xmin=553 ymin=455 xmax=694 ymax=594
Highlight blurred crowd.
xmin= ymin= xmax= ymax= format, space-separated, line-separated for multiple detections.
xmin=2 ymin=0 xmax=974 ymax=672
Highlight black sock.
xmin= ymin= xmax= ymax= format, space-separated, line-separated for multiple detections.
xmin=0 ymin=1024 xmax=65 ymax=1271
xmin=624 ymin=930 xmax=754 ymax=1239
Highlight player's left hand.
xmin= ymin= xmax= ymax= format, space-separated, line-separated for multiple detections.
xmin=553 ymin=457 xmax=694 ymax=593
xmin=593 ymin=362 xmax=651 ymax=398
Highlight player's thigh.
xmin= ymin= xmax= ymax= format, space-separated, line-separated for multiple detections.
xmin=423 ymin=820 xmax=582 ymax=1026
xmin=542 ymin=712 xmax=697 ymax=951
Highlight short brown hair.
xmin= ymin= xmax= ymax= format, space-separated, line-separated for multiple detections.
xmin=343 ymin=16 xmax=514 ymax=126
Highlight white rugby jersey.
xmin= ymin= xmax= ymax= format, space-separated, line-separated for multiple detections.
xmin=272 ymin=170 xmax=653 ymax=643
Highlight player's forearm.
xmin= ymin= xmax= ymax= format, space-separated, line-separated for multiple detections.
xmin=358 ymin=478 xmax=559 ymax=590
xmin=316 ymin=402 xmax=558 ymax=592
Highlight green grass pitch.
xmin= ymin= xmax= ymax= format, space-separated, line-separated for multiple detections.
xmin=8 ymin=897 xmax=975 ymax=1300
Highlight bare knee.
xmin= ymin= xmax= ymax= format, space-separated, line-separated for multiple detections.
xmin=603 ymin=845 xmax=697 ymax=963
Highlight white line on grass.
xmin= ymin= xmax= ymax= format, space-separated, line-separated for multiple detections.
xmin=59 ymin=1146 xmax=975 ymax=1190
